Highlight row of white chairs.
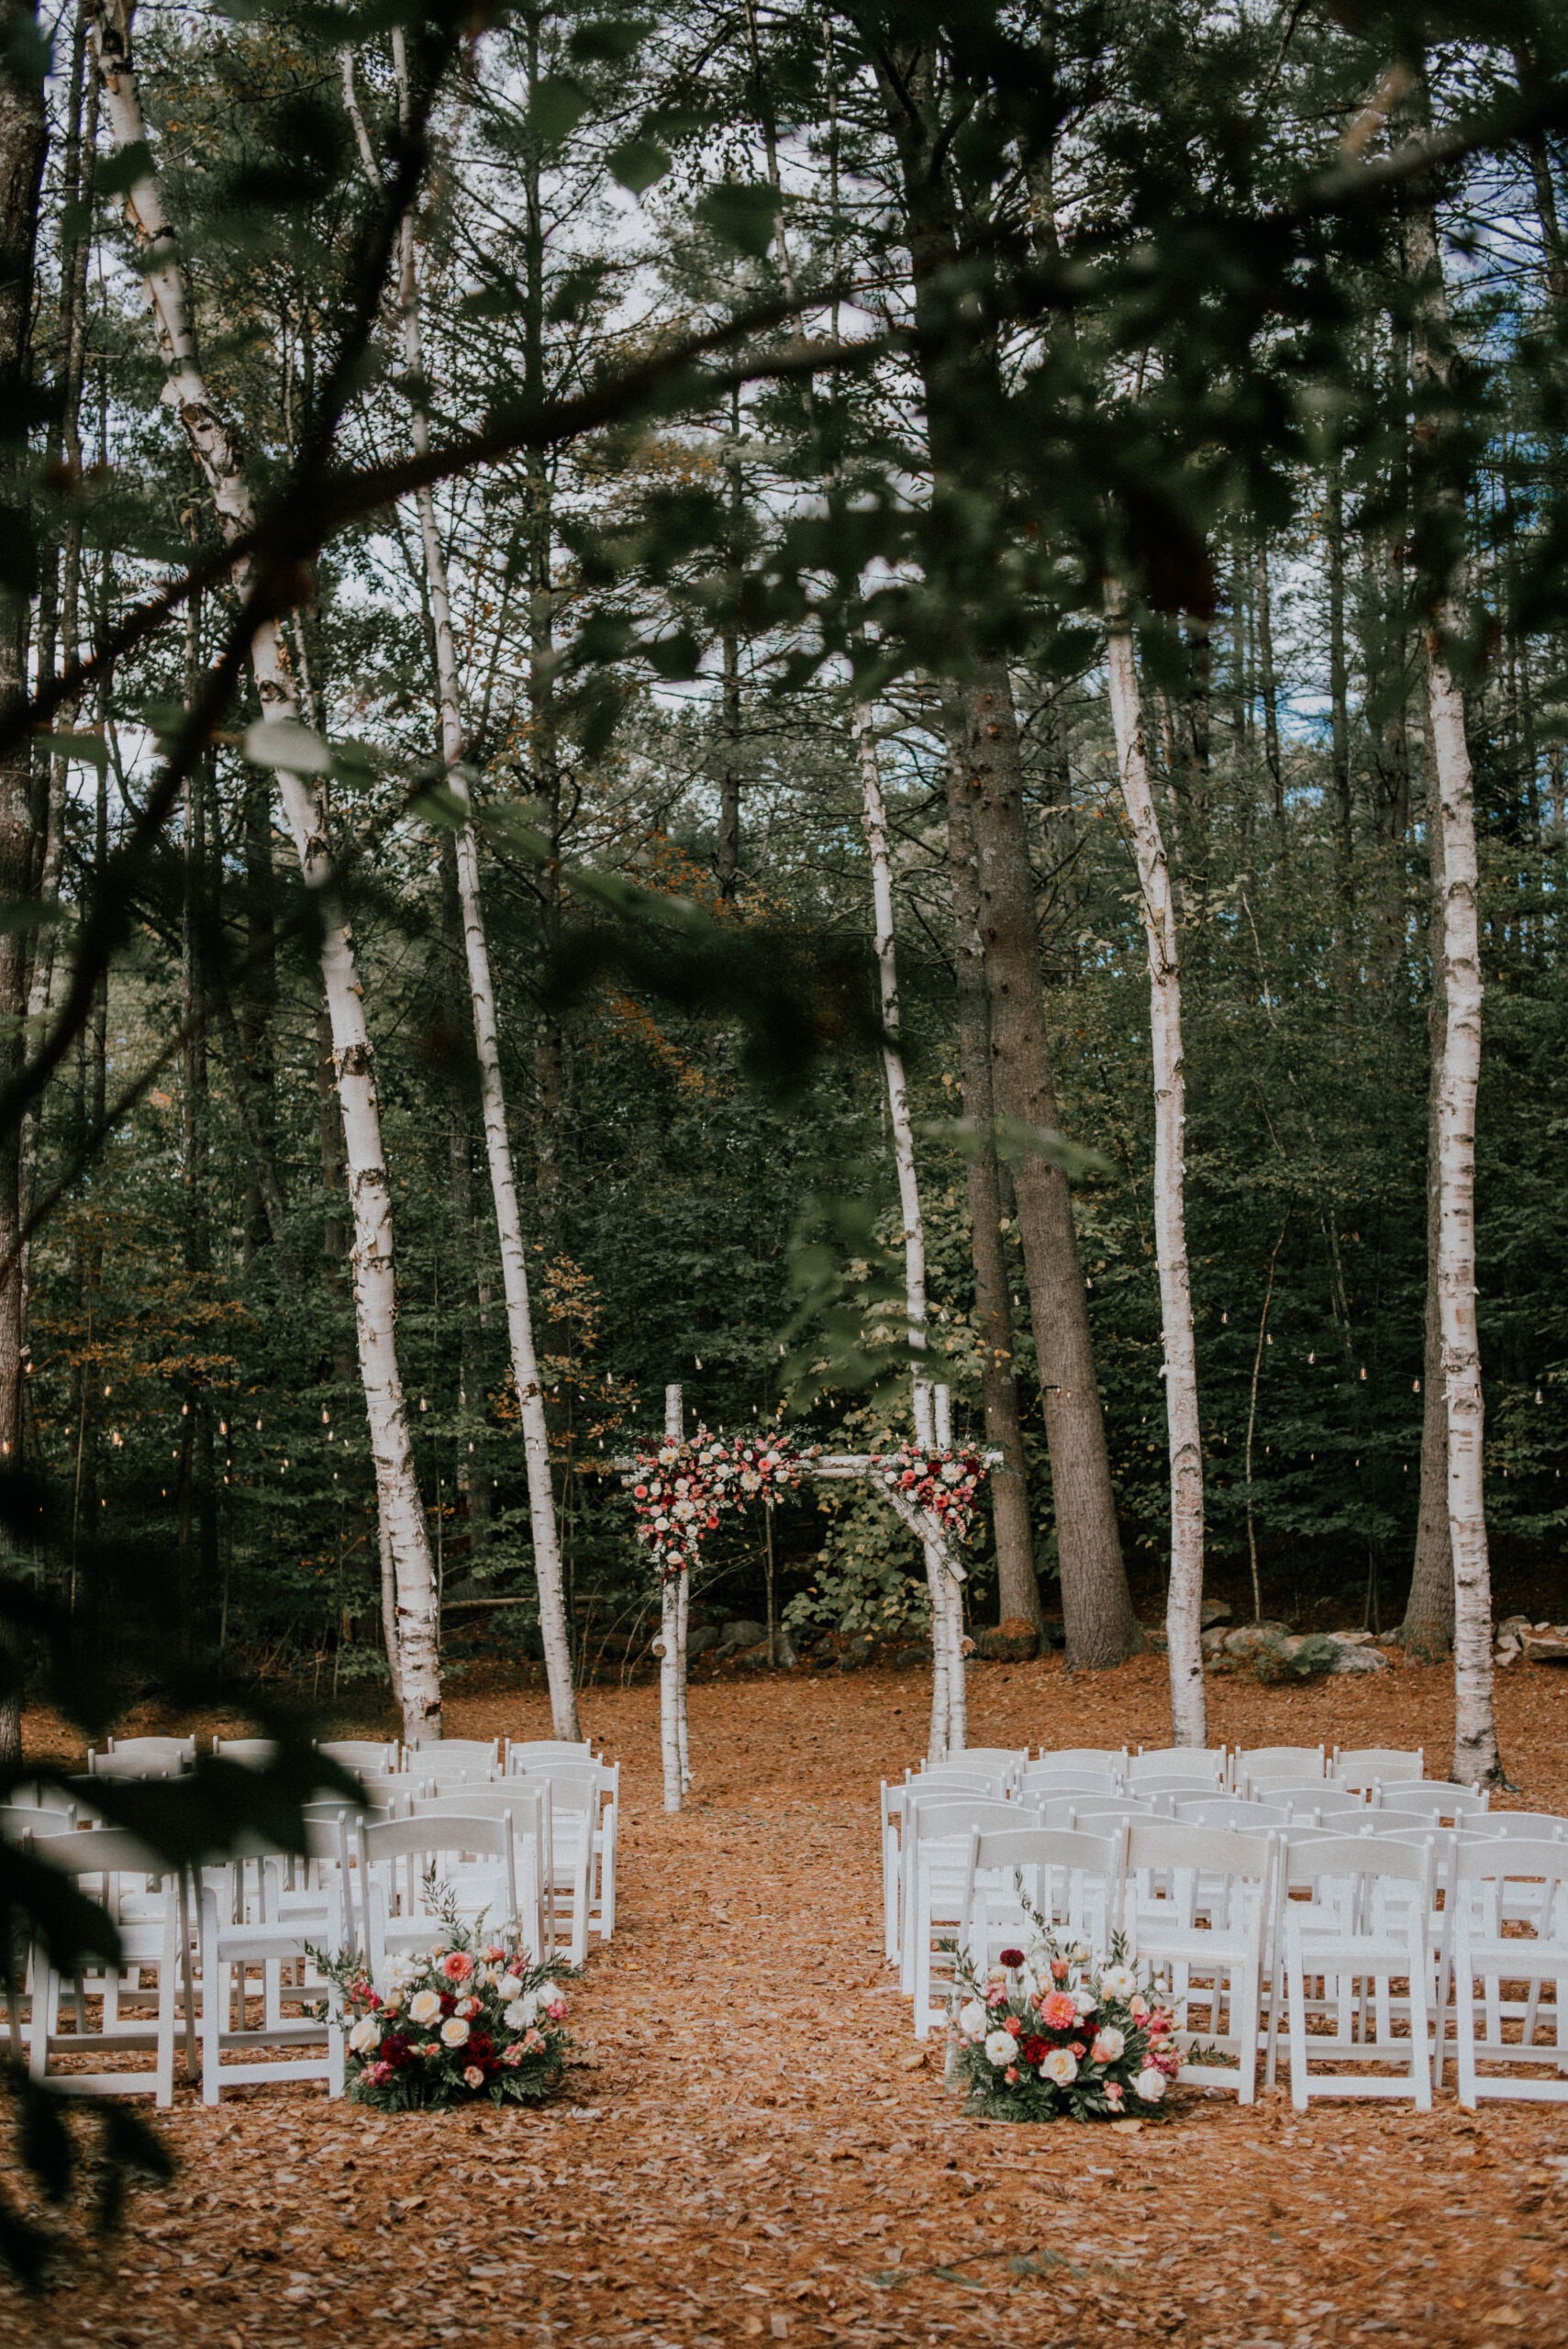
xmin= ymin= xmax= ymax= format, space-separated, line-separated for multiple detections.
xmin=83 ymin=1733 xmax=598 ymax=1782
xmin=941 ymin=1814 xmax=1568 ymax=2110
xmin=13 ymin=1798 xmax=571 ymax=2108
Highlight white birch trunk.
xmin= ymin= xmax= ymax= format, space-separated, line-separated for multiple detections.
xmin=1404 ymin=180 xmax=1503 ymax=1785
xmin=363 ymin=39 xmax=580 ymax=1742
xmin=1428 ymin=630 xmax=1500 ymax=1783
xmin=1105 ymin=602 xmax=1206 ymax=1747
xmin=858 ymin=707 xmax=953 ymax=1760
xmin=932 ymin=1382 xmax=966 ymax=1750
xmin=660 ymin=1382 xmax=687 ymax=1811
xmin=89 ymin=0 xmax=443 ymax=1740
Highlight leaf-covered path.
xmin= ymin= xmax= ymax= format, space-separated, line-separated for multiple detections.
xmin=9 ymin=1657 xmax=1568 ymax=2346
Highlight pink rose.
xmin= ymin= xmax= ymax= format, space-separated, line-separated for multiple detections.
xmin=1104 ymin=2081 xmax=1124 ymax=2106
xmin=545 ymin=1997 xmax=569 ymax=2021
xmin=1004 ymin=2066 xmax=1019 ymax=2085
xmin=501 ymin=2044 xmax=524 ymax=2067
xmin=463 ymin=2065 xmax=486 ymax=2089
xmin=363 ymin=2061 xmax=392 ymax=2087
xmin=481 ymin=1944 xmax=505 ymax=1964
xmin=440 ymin=1952 xmax=475 ymax=1984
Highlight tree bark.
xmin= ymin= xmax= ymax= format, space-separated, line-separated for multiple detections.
xmin=1404 ymin=170 xmax=1501 ymax=1784
xmin=1254 ymin=540 xmax=1283 ymax=829
xmin=369 ymin=31 xmax=580 ymax=1740
xmin=91 ymin=0 xmax=443 ymax=1740
xmin=869 ymin=43 xmax=1134 ymax=1666
xmin=855 ymin=702 xmax=959 ymax=1754
xmin=1104 ymin=601 xmax=1206 ymax=1746
xmin=1404 ymin=720 xmax=1453 ymax=1659
xmin=0 ymin=0 xmax=48 ymax=1774
xmin=949 ymin=677 xmax=1139 ymax=1666
xmin=944 ymin=727 xmax=1041 ymax=1633
xmin=1326 ymin=451 xmax=1354 ymax=918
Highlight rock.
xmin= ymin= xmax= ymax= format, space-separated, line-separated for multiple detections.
xmin=1325 ymin=1630 xmax=1374 ymax=1646
xmin=730 ymin=1631 xmax=797 ymax=1670
xmin=1199 ymin=1599 xmax=1233 ymax=1630
xmin=1142 ymin=1626 xmax=1169 ymax=1654
xmin=1497 ymin=1615 xmax=1532 ymax=1642
xmin=718 ymin=1619 xmax=768 ymax=1653
xmin=1521 ymin=1630 xmax=1568 ymax=1664
xmin=836 ymin=1635 xmax=873 ymax=1674
xmin=1200 ymin=1626 xmax=1230 ymax=1657
xmin=1224 ymin=1621 xmax=1296 ymax=1657
xmin=685 ymin=1624 xmax=723 ymax=1662
xmin=894 ymin=1643 xmax=933 ymax=1670
xmin=1253 ymin=1631 xmax=1340 ymax=1684
xmin=1039 ymin=1615 xmax=1066 ymax=1650
xmin=975 ymin=1618 xmax=1040 ymax=1664
xmin=1326 ymin=1644 xmax=1387 ymax=1675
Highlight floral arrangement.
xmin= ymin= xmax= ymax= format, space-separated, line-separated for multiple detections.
xmin=318 ymin=1904 xmax=572 ymax=2112
xmin=948 ymin=1933 xmax=1182 ymax=2121
xmin=628 ymin=1427 xmax=806 ymax=1578
xmin=870 ymin=1442 xmax=988 ymax=1543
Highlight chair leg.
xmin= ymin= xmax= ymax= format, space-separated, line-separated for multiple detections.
xmin=1455 ymin=1936 xmax=1478 ymax=2110
xmin=1286 ymin=1940 xmax=1309 ymax=2111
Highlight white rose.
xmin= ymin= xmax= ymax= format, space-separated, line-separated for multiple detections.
xmin=1099 ymin=1965 xmax=1138 ymax=1999
xmin=984 ymin=2030 xmax=1018 ymax=2068
xmin=439 ymin=2016 xmax=471 ymax=2048
xmin=1040 ymin=2047 xmax=1079 ymax=2085
xmin=1133 ymin=2065 xmax=1167 ymax=2103
xmin=497 ymin=1973 xmax=524 ymax=2001
xmin=958 ymin=1999 xmax=988 ymax=2041
xmin=1073 ymin=1987 xmax=1096 ymax=2015
xmin=1090 ymin=2026 xmax=1126 ymax=2063
xmin=349 ymin=2016 xmax=380 ymax=2054
xmin=408 ymin=1989 xmax=441 ymax=2026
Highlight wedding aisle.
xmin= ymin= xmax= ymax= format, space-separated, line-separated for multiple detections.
xmin=9 ymin=1658 xmax=1568 ymax=2348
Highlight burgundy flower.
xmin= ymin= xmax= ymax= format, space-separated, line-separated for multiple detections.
xmin=999 ymin=1947 xmax=1026 ymax=1969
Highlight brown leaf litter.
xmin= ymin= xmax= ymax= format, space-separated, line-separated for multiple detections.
xmin=6 ymin=1651 xmax=1568 ymax=2347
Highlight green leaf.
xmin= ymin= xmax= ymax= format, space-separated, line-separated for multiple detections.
xmin=96 ymin=141 xmax=154 ymax=199
xmin=695 ymin=182 xmax=782 ymax=260
xmin=39 ymin=729 xmax=107 ymax=771
xmin=242 ymin=718 xmax=333 ymax=775
xmin=527 ymin=76 xmax=590 ymax=149
xmin=606 ymin=137 xmax=670 ymax=195
xmin=920 ymin=1115 xmax=1113 ymax=1183
xmin=567 ymin=16 xmax=648 ymax=62
xmin=0 ymin=899 xmax=62 ymax=941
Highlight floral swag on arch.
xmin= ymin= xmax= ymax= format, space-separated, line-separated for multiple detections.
xmin=628 ymin=1429 xmax=808 ymax=1576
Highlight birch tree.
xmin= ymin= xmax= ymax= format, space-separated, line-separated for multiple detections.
xmin=344 ymin=39 xmax=581 ymax=1742
xmin=88 ymin=0 xmax=444 ymax=1740
xmin=1104 ymin=599 xmax=1205 ymax=1746
xmin=857 ymin=705 xmax=963 ymax=1757
xmin=1404 ymin=163 xmax=1502 ymax=1785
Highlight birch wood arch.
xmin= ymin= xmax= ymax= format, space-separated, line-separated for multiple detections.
xmin=627 ymin=1384 xmax=992 ymax=1812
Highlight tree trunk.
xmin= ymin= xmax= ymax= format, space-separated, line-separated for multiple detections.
xmin=1255 ymin=540 xmax=1283 ymax=829
xmin=1105 ymin=601 xmax=1206 ymax=1746
xmin=949 ymin=676 xmax=1139 ymax=1666
xmin=855 ymin=701 xmax=958 ymax=1754
xmin=1326 ymin=452 xmax=1354 ymax=918
xmin=944 ymin=726 xmax=1041 ymax=1633
xmin=91 ymin=0 xmax=442 ymax=1740
xmin=0 ymin=0 xmax=48 ymax=1773
xmin=658 ymin=1383 xmax=688 ymax=1811
xmin=1404 ymin=170 xmax=1501 ymax=1784
xmin=372 ymin=33 xmax=580 ymax=1739
xmin=1404 ymin=720 xmax=1453 ymax=1659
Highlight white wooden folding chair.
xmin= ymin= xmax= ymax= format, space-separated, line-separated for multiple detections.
xmin=1371 ymin=1780 xmax=1488 ymax=1825
xmin=86 ymin=1742 xmax=191 ymax=1782
xmin=357 ymin=1815 xmax=519 ymax=1976
xmin=932 ymin=1746 xmax=1026 ymax=1778
xmin=1129 ymin=1747 xmax=1227 ymax=1789
xmin=509 ymin=1763 xmax=617 ymax=1961
xmin=406 ymin=1737 xmax=501 ymax=1776
xmin=211 ymin=1736 xmax=279 ymax=1766
xmin=962 ymin=1824 xmax=1127 ymax=1986
xmin=1332 ymin=1746 xmax=1423 ymax=1792
xmin=197 ymin=1825 xmax=349 ymax=2103
xmin=1448 ymin=1839 xmax=1568 ymax=2106
xmin=506 ymin=1739 xmax=597 ymax=1773
xmin=1018 ymin=1765 xmax=1125 ymax=1799
xmin=414 ymin=1787 xmax=550 ymax=1963
xmin=1123 ymin=1820 xmax=1274 ymax=2102
xmin=1032 ymin=1746 xmax=1129 ymax=1773
xmin=882 ymin=1774 xmax=1008 ymax=1971
xmin=27 ymin=1829 xmax=183 ymax=2106
xmin=1173 ymin=1796 xmax=1288 ymax=1832
xmin=903 ymin=1796 xmax=1033 ymax=2032
xmin=1282 ymin=1835 xmax=1437 ymax=2110
xmin=315 ymin=1739 xmax=399 ymax=1775
xmin=1233 ymin=1744 xmax=1326 ymax=1784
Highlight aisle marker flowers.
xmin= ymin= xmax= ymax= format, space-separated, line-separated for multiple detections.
xmin=317 ymin=1896 xmax=572 ymax=2112
xmin=948 ymin=1933 xmax=1182 ymax=2121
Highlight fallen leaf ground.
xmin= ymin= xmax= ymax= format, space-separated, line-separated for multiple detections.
xmin=7 ymin=1652 xmax=1568 ymax=2348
